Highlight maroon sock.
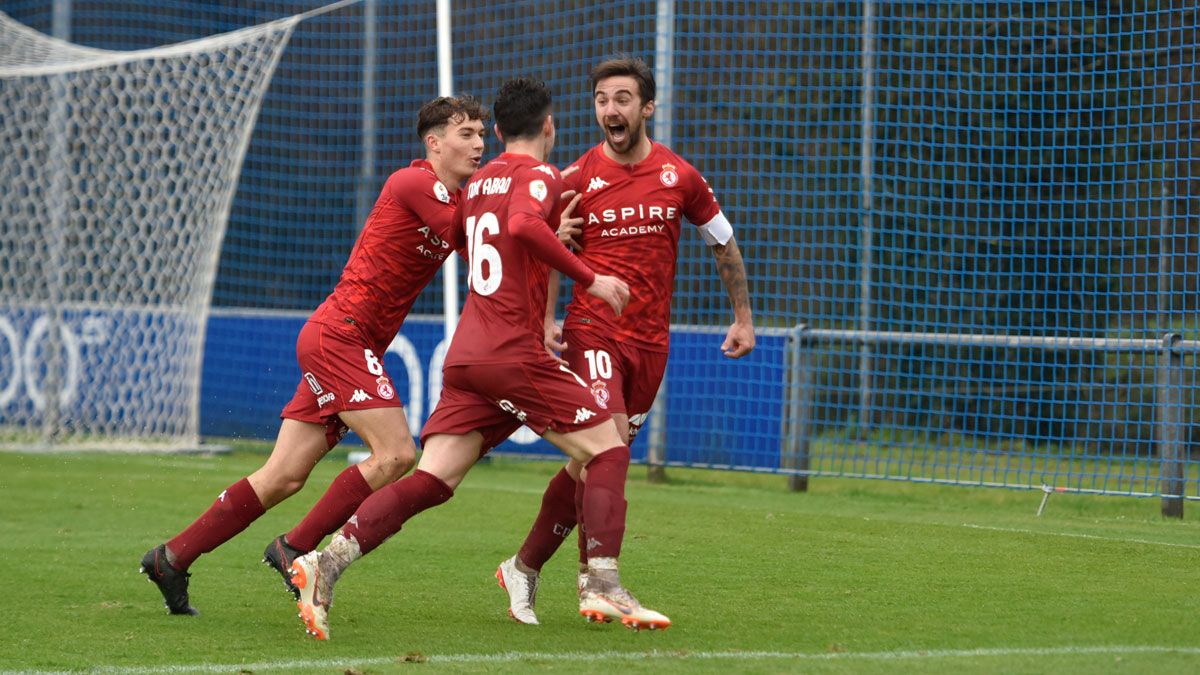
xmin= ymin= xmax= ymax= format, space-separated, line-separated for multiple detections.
xmin=339 ymin=470 xmax=453 ymax=555
xmin=284 ymin=464 xmax=374 ymax=552
xmin=516 ymin=467 xmax=578 ymax=571
xmin=166 ymin=477 xmax=266 ymax=570
xmin=581 ymin=446 xmax=630 ymax=560
xmin=574 ymin=473 xmax=588 ymax=566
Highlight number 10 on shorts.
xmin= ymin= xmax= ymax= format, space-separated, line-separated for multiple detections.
xmin=584 ymin=349 xmax=612 ymax=380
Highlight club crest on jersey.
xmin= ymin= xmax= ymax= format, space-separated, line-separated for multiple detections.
xmin=590 ymin=380 xmax=610 ymax=410
xmin=659 ymin=163 xmax=679 ymax=187
xmin=433 ymin=181 xmax=451 ymax=203
xmin=529 ymin=179 xmax=548 ymax=202
xmin=376 ymin=376 xmax=395 ymax=400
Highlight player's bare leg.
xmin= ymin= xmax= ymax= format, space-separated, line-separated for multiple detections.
xmin=544 ymin=420 xmax=670 ymax=631
xmin=291 ymin=432 xmax=478 ymax=640
xmin=141 ymin=419 xmax=328 ymax=614
xmin=264 ymin=409 xmax=418 ymax=596
xmin=247 ymin=419 xmax=332 ymax=508
xmin=338 ymin=407 xmax=419 ymax=488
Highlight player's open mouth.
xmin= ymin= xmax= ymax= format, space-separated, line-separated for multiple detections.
xmin=606 ymin=124 xmax=628 ymax=144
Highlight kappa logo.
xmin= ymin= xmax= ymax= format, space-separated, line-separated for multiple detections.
xmin=586 ymin=176 xmax=610 ymax=193
xmin=349 ymin=389 xmax=372 ymax=403
xmin=218 ymin=489 xmax=228 ymax=502
xmin=533 ymin=164 xmax=556 ymax=177
xmin=573 ymin=407 xmax=596 ymax=424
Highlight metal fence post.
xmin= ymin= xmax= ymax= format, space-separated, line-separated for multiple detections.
xmin=646 ymin=380 xmax=667 ymax=483
xmin=1158 ymin=332 xmax=1184 ymax=518
xmin=784 ymin=324 xmax=813 ymax=492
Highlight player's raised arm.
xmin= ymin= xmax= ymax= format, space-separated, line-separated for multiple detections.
xmin=508 ymin=208 xmax=629 ymax=316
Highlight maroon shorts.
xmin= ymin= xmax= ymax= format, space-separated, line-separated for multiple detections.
xmin=562 ymin=327 xmax=667 ymax=440
xmin=279 ymin=319 xmax=404 ymax=448
xmin=421 ymin=351 xmax=612 ymax=453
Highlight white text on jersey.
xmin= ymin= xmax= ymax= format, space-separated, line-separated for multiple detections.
xmin=416 ymin=225 xmax=451 ymax=260
xmin=467 ymin=176 xmax=512 ymax=199
xmin=587 ymin=204 xmax=679 ymax=224
xmin=601 ymin=223 xmax=667 ymax=238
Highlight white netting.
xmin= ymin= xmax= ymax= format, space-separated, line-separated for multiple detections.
xmin=0 ymin=11 xmax=299 ymax=450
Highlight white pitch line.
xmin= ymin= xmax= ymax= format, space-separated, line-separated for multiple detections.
xmin=961 ymin=523 xmax=1200 ymax=550
xmin=6 ymin=645 xmax=1200 ymax=674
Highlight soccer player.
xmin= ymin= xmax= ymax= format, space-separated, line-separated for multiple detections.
xmin=138 ymin=96 xmax=488 ymax=616
xmin=287 ymin=77 xmax=670 ymax=641
xmin=494 ymin=55 xmax=755 ymax=624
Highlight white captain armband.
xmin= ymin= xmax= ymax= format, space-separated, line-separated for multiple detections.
xmin=697 ymin=211 xmax=734 ymax=246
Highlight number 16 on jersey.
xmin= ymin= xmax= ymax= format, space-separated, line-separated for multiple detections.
xmin=465 ymin=213 xmax=502 ymax=295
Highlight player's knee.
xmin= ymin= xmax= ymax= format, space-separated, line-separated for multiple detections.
xmin=371 ymin=442 xmax=417 ymax=482
xmin=257 ymin=472 xmax=307 ymax=506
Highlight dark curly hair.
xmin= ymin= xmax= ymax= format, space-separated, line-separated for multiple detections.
xmin=493 ymin=77 xmax=553 ymax=141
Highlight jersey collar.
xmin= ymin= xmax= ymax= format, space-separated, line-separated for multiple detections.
xmin=594 ymin=140 xmax=661 ymax=171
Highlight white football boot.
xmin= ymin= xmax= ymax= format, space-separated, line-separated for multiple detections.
xmin=495 ymin=556 xmax=540 ymax=624
xmin=578 ymin=559 xmax=670 ymax=631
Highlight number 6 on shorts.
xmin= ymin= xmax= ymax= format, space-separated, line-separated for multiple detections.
xmin=364 ymin=349 xmax=383 ymax=375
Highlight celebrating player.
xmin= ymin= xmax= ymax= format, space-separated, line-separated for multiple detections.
xmin=138 ymin=96 xmax=487 ymax=616
xmin=287 ymin=77 xmax=670 ymax=641
xmin=494 ymin=55 xmax=755 ymax=624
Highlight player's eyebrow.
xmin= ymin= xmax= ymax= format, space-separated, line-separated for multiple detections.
xmin=595 ymin=87 xmax=635 ymax=98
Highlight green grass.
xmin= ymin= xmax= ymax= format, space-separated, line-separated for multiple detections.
xmin=1 ymin=448 xmax=1198 ymax=674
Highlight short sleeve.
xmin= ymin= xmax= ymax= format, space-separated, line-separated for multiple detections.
xmin=681 ymin=163 xmax=721 ymax=226
xmin=385 ymin=168 xmax=458 ymax=237
xmin=509 ymin=164 xmax=561 ymax=227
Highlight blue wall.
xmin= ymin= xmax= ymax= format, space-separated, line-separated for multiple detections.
xmin=201 ymin=311 xmax=788 ymax=467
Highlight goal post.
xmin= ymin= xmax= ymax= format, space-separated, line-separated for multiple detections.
xmin=0 ymin=10 xmax=301 ymax=451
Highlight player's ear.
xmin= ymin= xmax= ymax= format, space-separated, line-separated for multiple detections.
xmin=493 ymin=123 xmax=504 ymax=144
xmin=424 ymin=131 xmax=440 ymax=155
xmin=642 ymin=99 xmax=656 ymax=119
xmin=543 ymin=114 xmax=554 ymax=136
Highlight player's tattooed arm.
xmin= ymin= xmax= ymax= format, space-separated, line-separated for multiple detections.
xmin=711 ymin=237 xmax=755 ymax=358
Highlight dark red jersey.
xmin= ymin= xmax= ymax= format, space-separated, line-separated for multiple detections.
xmin=445 ymin=152 xmax=595 ymax=366
xmin=309 ymin=159 xmax=456 ymax=352
xmin=561 ymin=142 xmax=722 ymax=352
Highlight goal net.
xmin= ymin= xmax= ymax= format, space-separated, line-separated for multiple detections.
xmin=0 ymin=10 xmax=299 ymax=450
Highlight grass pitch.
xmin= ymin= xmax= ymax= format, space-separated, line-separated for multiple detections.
xmin=1 ymin=447 xmax=1198 ymax=674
